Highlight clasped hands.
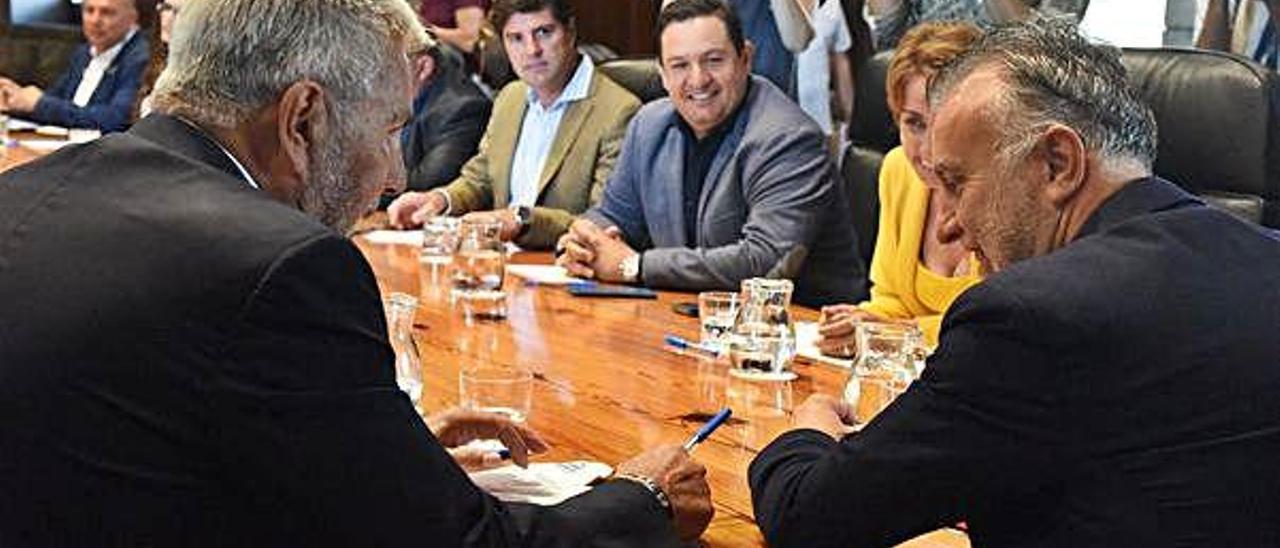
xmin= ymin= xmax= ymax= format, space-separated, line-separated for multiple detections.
xmin=427 ymin=406 xmax=713 ymax=540
xmin=554 ymin=219 xmax=637 ymax=283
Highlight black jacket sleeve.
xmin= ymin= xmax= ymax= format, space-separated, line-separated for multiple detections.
xmin=216 ymin=233 xmax=679 ymax=547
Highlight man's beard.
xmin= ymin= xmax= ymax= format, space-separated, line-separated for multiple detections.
xmin=298 ymin=134 xmax=367 ymax=235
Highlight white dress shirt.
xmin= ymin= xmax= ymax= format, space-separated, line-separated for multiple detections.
xmin=72 ymin=28 xmax=138 ymax=108
xmin=507 ymin=55 xmax=594 ymax=207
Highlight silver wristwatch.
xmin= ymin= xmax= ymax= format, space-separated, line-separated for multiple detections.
xmin=620 ymin=253 xmax=641 ymax=283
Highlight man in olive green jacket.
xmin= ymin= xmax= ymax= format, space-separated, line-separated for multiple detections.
xmin=388 ymin=0 xmax=640 ymax=250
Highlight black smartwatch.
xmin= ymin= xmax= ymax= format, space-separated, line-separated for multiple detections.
xmin=511 ymin=204 xmax=533 ymax=238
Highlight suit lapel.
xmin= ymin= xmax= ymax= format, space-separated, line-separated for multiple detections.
xmin=656 ymin=122 xmax=689 ymax=247
xmin=490 ymin=90 xmax=527 ymax=209
xmin=534 ymin=82 xmax=594 ymax=199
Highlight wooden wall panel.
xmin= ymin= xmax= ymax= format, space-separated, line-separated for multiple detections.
xmin=569 ymin=0 xmax=659 ymax=56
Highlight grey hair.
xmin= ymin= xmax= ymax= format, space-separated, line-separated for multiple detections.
xmin=150 ymin=0 xmax=428 ymax=130
xmin=929 ymin=16 xmax=1157 ymax=173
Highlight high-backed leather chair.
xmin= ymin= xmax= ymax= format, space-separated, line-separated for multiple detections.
xmin=843 ymin=50 xmax=896 ymax=266
xmin=596 ymin=56 xmax=666 ymax=103
xmin=1123 ymin=48 xmax=1279 ymax=227
xmin=841 ymin=46 xmax=1280 ymax=266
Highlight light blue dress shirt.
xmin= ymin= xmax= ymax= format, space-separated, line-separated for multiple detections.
xmin=507 ymin=55 xmax=595 ymax=208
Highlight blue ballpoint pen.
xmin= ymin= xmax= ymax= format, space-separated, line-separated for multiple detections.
xmin=683 ymin=408 xmax=732 ymax=452
xmin=664 ymin=334 xmax=721 ymax=357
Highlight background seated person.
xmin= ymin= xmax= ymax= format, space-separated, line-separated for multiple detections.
xmin=868 ymin=0 xmax=1086 ymax=50
xmin=818 ymin=22 xmax=983 ymax=356
xmin=557 ymin=0 xmax=866 ymax=308
xmin=0 ymin=0 xmax=149 ymax=131
xmin=387 ymin=0 xmax=641 ymax=250
xmin=750 ymin=18 xmax=1280 ymax=545
xmin=385 ymin=33 xmax=492 ymax=207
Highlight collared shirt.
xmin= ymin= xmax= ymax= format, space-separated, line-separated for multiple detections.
xmin=174 ymin=116 xmax=261 ymax=190
xmin=72 ymin=28 xmax=137 ymax=107
xmin=507 ymin=55 xmax=594 ymax=208
xmin=675 ymin=80 xmax=752 ymax=246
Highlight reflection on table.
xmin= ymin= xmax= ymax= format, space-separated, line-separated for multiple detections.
xmin=355 ymin=234 xmax=969 ymax=548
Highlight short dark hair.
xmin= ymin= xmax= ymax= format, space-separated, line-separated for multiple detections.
xmin=489 ymin=0 xmax=575 ymax=34
xmin=656 ymin=0 xmax=745 ymax=59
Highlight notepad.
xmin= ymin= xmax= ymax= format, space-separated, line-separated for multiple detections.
xmin=470 ymin=460 xmax=614 ymax=505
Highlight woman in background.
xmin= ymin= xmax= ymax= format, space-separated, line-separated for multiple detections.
xmin=819 ymin=21 xmax=983 ymax=356
xmin=134 ymin=0 xmax=183 ymax=119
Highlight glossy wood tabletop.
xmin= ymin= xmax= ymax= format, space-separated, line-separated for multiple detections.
xmin=355 ymin=235 xmax=969 ymax=548
xmin=1 ymin=140 xmax=49 ymax=173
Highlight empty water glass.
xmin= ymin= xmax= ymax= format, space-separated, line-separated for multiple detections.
xmin=698 ymin=291 xmax=738 ymax=353
xmin=842 ymin=321 xmax=924 ymax=425
xmin=459 ymin=366 xmax=533 ymax=423
xmin=420 ymin=216 xmax=461 ymax=266
xmin=452 ymin=218 xmax=507 ymax=320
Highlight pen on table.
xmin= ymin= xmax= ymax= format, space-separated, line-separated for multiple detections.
xmin=683 ymin=407 xmax=732 ymax=453
xmin=664 ymin=334 xmax=721 ymax=357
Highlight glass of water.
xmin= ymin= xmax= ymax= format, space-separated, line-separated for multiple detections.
xmin=452 ymin=218 xmax=507 ymax=320
xmin=698 ymin=291 xmax=738 ymax=353
xmin=459 ymin=366 xmax=533 ymax=422
xmin=842 ymin=321 xmax=924 ymax=424
xmin=420 ymin=216 xmax=461 ymax=264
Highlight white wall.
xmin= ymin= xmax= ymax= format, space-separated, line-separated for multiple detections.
xmin=1079 ymin=0 xmax=1170 ymax=47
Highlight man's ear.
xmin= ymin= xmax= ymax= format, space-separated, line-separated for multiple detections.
xmin=275 ymin=80 xmax=328 ymax=185
xmin=1038 ymin=123 xmax=1087 ymax=209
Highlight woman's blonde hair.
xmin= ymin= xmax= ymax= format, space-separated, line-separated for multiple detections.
xmin=886 ymin=21 xmax=982 ymax=120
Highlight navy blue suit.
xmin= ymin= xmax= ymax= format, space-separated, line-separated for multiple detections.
xmin=750 ymin=178 xmax=1280 ymax=546
xmin=30 ymin=31 xmax=149 ymax=132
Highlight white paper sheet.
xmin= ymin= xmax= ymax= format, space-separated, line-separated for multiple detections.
xmin=17 ymin=140 xmax=72 ymax=152
xmin=794 ymin=321 xmax=853 ymax=369
xmin=470 ymin=460 xmax=614 ymax=505
xmin=358 ymin=229 xmax=423 ymax=246
xmin=5 ymin=117 xmax=39 ymax=131
xmin=505 ymin=264 xmax=584 ymax=286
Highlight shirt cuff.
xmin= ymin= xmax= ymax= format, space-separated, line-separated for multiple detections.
xmin=429 ymin=188 xmax=453 ymax=216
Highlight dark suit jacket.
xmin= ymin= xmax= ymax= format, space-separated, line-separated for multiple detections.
xmin=749 ymin=178 xmax=1280 ymax=546
xmin=402 ymin=63 xmax=492 ymax=193
xmin=29 ymin=31 xmax=149 ymax=132
xmin=0 ymin=114 xmax=678 ymax=547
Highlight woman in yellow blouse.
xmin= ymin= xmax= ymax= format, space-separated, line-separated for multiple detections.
xmin=819 ymin=21 xmax=984 ymax=355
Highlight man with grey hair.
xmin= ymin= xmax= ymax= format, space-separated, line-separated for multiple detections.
xmin=750 ymin=18 xmax=1280 ymax=546
xmin=0 ymin=0 xmax=711 ymax=545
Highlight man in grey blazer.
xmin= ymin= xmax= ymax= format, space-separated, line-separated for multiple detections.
xmin=557 ymin=0 xmax=866 ymax=307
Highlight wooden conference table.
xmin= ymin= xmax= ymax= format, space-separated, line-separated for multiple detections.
xmin=355 ymin=236 xmax=969 ymax=548
xmin=0 ymin=138 xmax=965 ymax=547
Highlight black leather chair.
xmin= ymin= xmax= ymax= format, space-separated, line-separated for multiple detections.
xmin=843 ymin=50 xmax=896 ymax=266
xmin=841 ymin=46 xmax=1280 ymax=266
xmin=596 ymin=56 xmax=666 ymax=103
xmin=1122 ymin=48 xmax=1279 ymax=227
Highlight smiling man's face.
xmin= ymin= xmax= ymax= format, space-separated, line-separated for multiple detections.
xmin=659 ymin=15 xmax=753 ymax=138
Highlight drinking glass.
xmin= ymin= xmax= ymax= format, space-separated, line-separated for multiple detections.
xmin=452 ymin=218 xmax=507 ymax=319
xmin=727 ymin=278 xmax=796 ymax=381
xmin=698 ymin=291 xmax=738 ymax=353
xmin=420 ymin=215 xmax=461 ymax=265
xmin=842 ymin=321 xmax=924 ymax=424
xmin=459 ymin=366 xmax=533 ymax=423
